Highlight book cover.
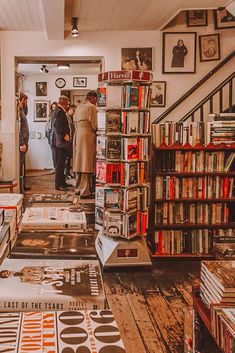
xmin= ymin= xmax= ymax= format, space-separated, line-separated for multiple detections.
xmin=121 ymin=162 xmax=138 ymax=187
xmin=97 ymin=86 xmax=106 ymax=107
xmin=96 ymin=185 xmax=122 ymax=210
xmin=0 ymin=224 xmax=10 ymax=258
xmin=123 ymin=212 xmax=138 ymax=239
xmin=106 ymin=136 xmax=122 ymax=160
xmin=0 ymin=193 xmax=23 ymax=207
xmin=106 ymin=110 xmax=122 ymax=133
xmin=122 ymin=111 xmax=139 ymax=134
xmin=0 ymin=310 xmax=126 ymax=353
xmin=20 ymin=207 xmax=87 ymax=231
xmin=95 ymin=206 xmax=104 ymax=231
xmin=104 ymin=211 xmax=123 ymax=237
xmin=11 ymin=231 xmax=96 ymax=259
xmin=122 ymin=137 xmax=138 ymax=160
xmin=30 ymin=193 xmax=74 ymax=205
xmin=0 ymin=258 xmax=105 ymax=311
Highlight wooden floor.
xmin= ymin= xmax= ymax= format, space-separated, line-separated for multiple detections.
xmin=24 ymin=170 xmax=202 ymax=353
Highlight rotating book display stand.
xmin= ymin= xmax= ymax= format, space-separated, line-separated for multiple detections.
xmin=95 ymin=70 xmax=152 ymax=267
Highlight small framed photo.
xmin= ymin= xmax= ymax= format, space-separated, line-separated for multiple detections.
xmin=73 ymin=77 xmax=87 ymax=88
xmin=214 ymin=9 xmax=235 ymax=29
xmin=199 ymin=34 xmax=220 ymax=62
xmin=121 ymin=47 xmax=153 ymax=70
xmin=162 ymin=32 xmax=196 ymax=74
xmin=36 ymin=82 xmax=47 ymax=96
xmin=34 ymin=100 xmax=49 ymax=122
xmin=186 ymin=10 xmax=208 ymax=27
xmin=150 ymin=81 xmax=166 ymax=107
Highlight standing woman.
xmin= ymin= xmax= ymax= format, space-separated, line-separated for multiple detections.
xmin=171 ymin=39 xmax=188 ymax=68
xmin=73 ymin=90 xmax=97 ymax=199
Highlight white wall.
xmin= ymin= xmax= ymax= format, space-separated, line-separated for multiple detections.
xmin=0 ymin=9 xmax=234 ymax=184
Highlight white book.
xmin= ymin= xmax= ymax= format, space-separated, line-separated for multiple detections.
xmin=20 ymin=207 xmax=87 ymax=231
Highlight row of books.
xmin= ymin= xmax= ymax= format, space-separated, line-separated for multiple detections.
xmin=95 ymin=185 xmax=149 ymax=212
xmin=155 ymin=202 xmax=231 ymax=225
xmin=95 ymin=207 xmax=148 ymax=239
xmin=154 ymin=229 xmax=213 ymax=255
xmin=155 ymin=175 xmax=234 ymax=200
xmin=97 ymin=83 xmax=151 ymax=109
xmin=155 ymin=150 xmax=235 ymax=173
xmin=211 ymin=306 xmax=235 ymax=353
xmin=97 ymin=109 xmax=150 ymax=134
xmin=96 ymin=160 xmax=149 ymax=186
xmin=97 ymin=135 xmax=150 ymax=161
xmin=152 ymin=120 xmax=235 ymax=147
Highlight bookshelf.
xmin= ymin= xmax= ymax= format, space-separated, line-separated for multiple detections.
xmin=94 ymin=70 xmax=152 ymax=267
xmin=148 ymin=121 xmax=235 ymax=259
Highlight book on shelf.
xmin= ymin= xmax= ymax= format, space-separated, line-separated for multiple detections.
xmin=213 ymin=241 xmax=235 ymax=259
xmin=97 ymin=135 xmax=121 ymax=160
xmin=97 ymin=109 xmax=121 ymax=133
xmin=95 ymin=206 xmax=104 ymax=231
xmin=0 ymin=258 xmax=105 ymax=311
xmin=123 ymin=187 xmax=138 ymax=212
xmin=0 ymin=224 xmax=10 ymax=260
xmin=97 ymin=85 xmax=123 ymax=108
xmin=211 ymin=305 xmax=235 ymax=352
xmin=20 ymin=207 xmax=87 ymax=231
xmin=96 ymin=160 xmax=122 ymax=185
xmin=123 ymin=84 xmax=139 ymax=108
xmin=29 ymin=193 xmax=74 ymax=206
xmin=10 ymin=231 xmax=96 ymax=259
xmin=120 ymin=161 xmax=138 ymax=187
xmin=104 ymin=211 xmax=123 ymax=237
xmin=122 ymin=137 xmax=138 ymax=160
xmin=139 ymin=111 xmax=150 ymax=134
xmin=0 ymin=309 xmax=126 ymax=353
xmin=123 ymin=211 xmax=138 ymax=239
xmin=121 ymin=111 xmax=139 ymax=134
xmin=95 ymin=185 xmax=122 ymax=210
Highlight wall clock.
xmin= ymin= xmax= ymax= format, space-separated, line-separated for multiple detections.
xmin=55 ymin=78 xmax=66 ymax=88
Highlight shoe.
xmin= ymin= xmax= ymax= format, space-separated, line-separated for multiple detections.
xmin=63 ymin=183 xmax=73 ymax=188
xmin=66 ymin=173 xmax=75 ymax=179
xmin=24 ymin=186 xmax=31 ymax=191
xmin=49 ymin=169 xmax=55 ymax=175
xmin=80 ymin=194 xmax=94 ymax=199
xmin=56 ymin=186 xmax=68 ymax=192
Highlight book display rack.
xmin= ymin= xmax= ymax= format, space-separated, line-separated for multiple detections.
xmin=95 ymin=70 xmax=152 ymax=267
xmin=148 ymin=121 xmax=235 ymax=259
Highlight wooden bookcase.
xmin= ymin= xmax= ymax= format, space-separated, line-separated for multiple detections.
xmin=148 ymin=141 xmax=235 ymax=259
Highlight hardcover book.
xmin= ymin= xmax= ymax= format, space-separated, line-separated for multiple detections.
xmin=95 ymin=185 xmax=122 ymax=210
xmin=29 ymin=193 xmax=74 ymax=205
xmin=96 ymin=161 xmax=122 ymax=185
xmin=0 ymin=258 xmax=105 ymax=311
xmin=122 ymin=111 xmax=139 ymax=134
xmin=10 ymin=231 xmax=96 ymax=259
xmin=98 ymin=109 xmax=121 ymax=133
xmin=104 ymin=211 xmax=123 ymax=237
xmin=97 ymin=135 xmax=121 ymax=160
xmin=0 ymin=309 xmax=126 ymax=353
xmin=20 ymin=207 xmax=87 ymax=231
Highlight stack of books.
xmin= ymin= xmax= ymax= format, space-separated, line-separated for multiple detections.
xmin=0 ymin=193 xmax=24 ymax=225
xmin=211 ymin=305 xmax=235 ymax=352
xmin=0 ymin=224 xmax=11 ymax=264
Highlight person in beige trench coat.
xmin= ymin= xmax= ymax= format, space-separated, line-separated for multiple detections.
xmin=73 ymin=90 xmax=97 ymax=198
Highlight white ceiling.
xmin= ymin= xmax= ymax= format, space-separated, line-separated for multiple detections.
xmin=0 ymin=0 xmax=232 ymax=38
xmin=18 ymin=63 xmax=101 ymax=76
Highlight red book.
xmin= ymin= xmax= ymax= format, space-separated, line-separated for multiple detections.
xmin=223 ymin=177 xmax=229 ymax=198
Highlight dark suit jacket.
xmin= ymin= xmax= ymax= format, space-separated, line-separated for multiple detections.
xmin=52 ymin=106 xmax=70 ymax=149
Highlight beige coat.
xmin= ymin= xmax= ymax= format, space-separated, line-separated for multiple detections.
xmin=73 ymin=100 xmax=97 ymax=173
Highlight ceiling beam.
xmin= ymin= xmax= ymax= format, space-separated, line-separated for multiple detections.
xmin=41 ymin=0 xmax=65 ymax=39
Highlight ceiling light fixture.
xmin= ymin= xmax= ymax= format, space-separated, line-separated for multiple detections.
xmin=40 ymin=65 xmax=49 ymax=73
xmin=71 ymin=17 xmax=79 ymax=37
xmin=57 ymin=63 xmax=70 ymax=70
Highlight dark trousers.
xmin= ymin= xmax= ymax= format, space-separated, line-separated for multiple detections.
xmin=55 ymin=147 xmax=66 ymax=188
xmin=51 ymin=146 xmax=56 ymax=168
xmin=20 ymin=151 xmax=26 ymax=193
xmin=65 ymin=157 xmax=71 ymax=175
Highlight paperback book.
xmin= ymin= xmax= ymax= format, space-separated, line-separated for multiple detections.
xmin=20 ymin=207 xmax=87 ymax=231
xmin=10 ymin=231 xmax=96 ymax=259
xmin=96 ymin=160 xmax=122 ymax=185
xmin=95 ymin=185 xmax=122 ymax=210
xmin=0 ymin=309 xmax=126 ymax=353
xmin=29 ymin=193 xmax=74 ymax=206
xmin=98 ymin=109 xmax=121 ymax=133
xmin=0 ymin=258 xmax=105 ymax=311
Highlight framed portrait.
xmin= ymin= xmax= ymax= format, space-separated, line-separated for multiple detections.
xmin=214 ymin=9 xmax=235 ymax=29
xmin=150 ymin=81 xmax=166 ymax=108
xmin=36 ymin=82 xmax=47 ymax=96
xmin=199 ymin=34 xmax=220 ymax=62
xmin=186 ymin=10 xmax=208 ymax=27
xmin=162 ymin=32 xmax=196 ymax=74
xmin=34 ymin=100 xmax=49 ymax=122
xmin=121 ymin=47 xmax=153 ymax=71
xmin=73 ymin=77 xmax=87 ymax=88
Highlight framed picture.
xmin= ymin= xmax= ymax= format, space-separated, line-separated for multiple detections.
xmin=121 ymin=47 xmax=153 ymax=71
xmin=162 ymin=32 xmax=196 ymax=74
xmin=34 ymin=100 xmax=49 ymax=122
xmin=36 ymin=82 xmax=47 ymax=96
xmin=150 ymin=81 xmax=166 ymax=107
xmin=199 ymin=34 xmax=220 ymax=62
xmin=73 ymin=77 xmax=87 ymax=88
xmin=186 ymin=10 xmax=208 ymax=27
xmin=214 ymin=9 xmax=235 ymax=29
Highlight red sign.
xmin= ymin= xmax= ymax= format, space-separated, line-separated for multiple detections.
xmin=98 ymin=70 xmax=152 ymax=83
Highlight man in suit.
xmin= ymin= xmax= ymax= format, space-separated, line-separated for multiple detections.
xmin=51 ymin=95 xmax=71 ymax=191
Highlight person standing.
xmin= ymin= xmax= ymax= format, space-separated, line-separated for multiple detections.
xmin=45 ymin=101 xmax=58 ymax=173
xmin=73 ymin=90 xmax=97 ymax=198
xmin=19 ymin=93 xmax=31 ymax=192
xmin=171 ymin=39 xmax=188 ymax=68
xmin=51 ymin=95 xmax=71 ymax=191
xmin=65 ymin=104 xmax=76 ymax=179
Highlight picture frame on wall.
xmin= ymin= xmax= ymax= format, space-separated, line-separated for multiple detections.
xmin=121 ymin=47 xmax=153 ymax=71
xmin=34 ymin=100 xmax=49 ymax=122
xmin=73 ymin=77 xmax=87 ymax=88
xmin=199 ymin=34 xmax=220 ymax=62
xmin=150 ymin=81 xmax=166 ymax=107
xmin=162 ymin=32 xmax=196 ymax=74
xmin=36 ymin=82 xmax=47 ymax=96
xmin=214 ymin=9 xmax=235 ymax=29
xmin=186 ymin=10 xmax=208 ymax=27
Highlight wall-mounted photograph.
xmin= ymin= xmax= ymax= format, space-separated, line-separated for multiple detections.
xmin=73 ymin=77 xmax=87 ymax=88
xmin=150 ymin=81 xmax=166 ymax=107
xmin=186 ymin=10 xmax=208 ymax=27
xmin=34 ymin=100 xmax=49 ymax=122
xmin=214 ymin=9 xmax=235 ymax=29
xmin=162 ymin=32 xmax=196 ymax=74
xmin=36 ymin=82 xmax=47 ymax=96
xmin=121 ymin=47 xmax=153 ymax=71
xmin=199 ymin=34 xmax=220 ymax=62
